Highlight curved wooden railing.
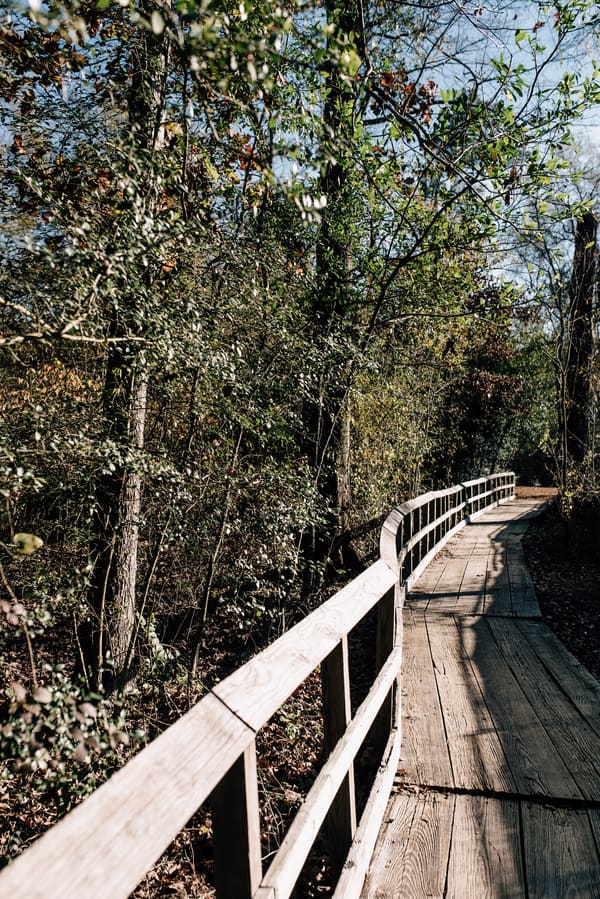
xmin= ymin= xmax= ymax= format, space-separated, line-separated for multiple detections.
xmin=0 ymin=472 xmax=515 ymax=899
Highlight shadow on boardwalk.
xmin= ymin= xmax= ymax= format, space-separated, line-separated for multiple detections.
xmin=361 ymin=499 xmax=600 ymax=898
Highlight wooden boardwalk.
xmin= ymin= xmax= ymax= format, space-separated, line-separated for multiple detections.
xmin=361 ymin=498 xmax=600 ymax=898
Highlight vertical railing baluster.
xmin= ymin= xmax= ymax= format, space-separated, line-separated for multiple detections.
xmin=374 ymin=585 xmax=398 ymax=761
xmin=212 ymin=743 xmax=262 ymax=899
xmin=322 ymin=636 xmax=357 ymax=871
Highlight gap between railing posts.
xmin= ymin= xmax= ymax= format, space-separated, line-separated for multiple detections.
xmin=0 ymin=471 xmax=515 ymax=899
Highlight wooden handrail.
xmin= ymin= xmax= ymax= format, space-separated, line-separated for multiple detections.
xmin=0 ymin=472 xmax=515 ymax=899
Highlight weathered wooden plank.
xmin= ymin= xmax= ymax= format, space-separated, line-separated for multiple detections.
xmin=213 ymin=559 xmax=396 ymax=732
xmin=522 ymin=802 xmax=600 ymax=898
xmin=373 ymin=586 xmax=399 ymax=760
xmin=460 ymin=616 xmax=580 ymax=798
xmin=380 ymin=485 xmax=467 ymax=581
xmin=411 ymin=546 xmax=473 ymax=614
xmin=359 ymin=790 xmax=454 ymax=899
xmin=489 ymin=617 xmax=600 ymax=801
xmin=0 ymin=694 xmax=253 ymax=899
xmin=588 ymin=807 xmax=600 ymax=860
xmin=446 ymin=795 xmax=525 ymax=899
xmin=4 ymin=480 xmax=551 ymax=899
xmin=402 ymin=506 xmax=466 ymax=557
xmin=453 ymin=537 xmax=487 ymax=615
xmin=451 ymin=500 xmax=542 ymax=619
xmin=399 ymin=608 xmax=454 ymax=788
xmin=212 ymin=742 xmax=262 ymax=899
xmin=403 ymin=522 xmax=467 ymax=593
xmin=429 ymin=523 xmax=503 ymax=616
xmin=407 ymin=552 xmax=452 ymax=610
xmin=483 ymin=537 xmax=512 ymax=615
xmin=505 ymin=539 xmax=541 ymax=617
xmin=517 ymin=619 xmax=600 ymax=737
xmin=426 ymin=615 xmax=515 ymax=793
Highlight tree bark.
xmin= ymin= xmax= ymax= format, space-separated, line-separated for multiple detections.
xmin=84 ymin=4 xmax=170 ymax=689
xmin=563 ymin=212 xmax=597 ymax=469
xmin=300 ymin=1 xmax=361 ymax=591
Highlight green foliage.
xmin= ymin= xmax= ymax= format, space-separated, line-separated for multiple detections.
xmin=1 ymin=671 xmax=136 ymax=800
xmin=0 ymin=667 xmax=141 ymax=860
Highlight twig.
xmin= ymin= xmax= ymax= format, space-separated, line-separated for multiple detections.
xmin=0 ymin=560 xmax=38 ymax=690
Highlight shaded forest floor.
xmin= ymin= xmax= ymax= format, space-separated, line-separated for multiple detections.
xmin=519 ymin=486 xmax=600 ymax=682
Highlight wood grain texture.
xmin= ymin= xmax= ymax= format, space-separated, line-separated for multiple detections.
xmin=522 ymin=802 xmax=600 ymax=899
xmin=403 ymin=522 xmax=467 ymax=594
xmin=505 ymin=540 xmax=541 ymax=617
xmin=517 ymin=619 xmax=600 ymax=736
xmin=0 ymin=560 xmax=396 ymax=899
xmin=213 ymin=559 xmax=396 ymax=731
xmin=373 ymin=586 xmax=398 ymax=760
xmin=483 ymin=536 xmax=511 ymax=615
xmin=359 ymin=790 xmax=454 ymax=899
xmin=407 ymin=552 xmax=451 ymax=609
xmin=426 ymin=615 xmax=515 ymax=793
xmin=455 ymin=537 xmax=488 ymax=615
xmin=489 ymin=617 xmax=600 ymax=800
xmin=410 ymin=556 xmax=464 ymax=613
xmin=322 ymin=636 xmax=357 ymax=868
xmin=211 ymin=743 xmax=262 ymax=899
xmin=587 ymin=807 xmax=600 ymax=859
xmin=446 ymin=795 xmax=525 ymax=899
xmin=364 ymin=495 xmax=600 ymax=899
xmin=261 ymin=645 xmax=403 ymax=899
xmin=461 ymin=616 xmax=579 ymax=798
xmin=6 ymin=483 xmax=563 ymax=899
xmin=399 ymin=608 xmax=454 ymax=788
xmin=333 ymin=726 xmax=403 ymax=899
xmin=380 ymin=484 xmax=467 ymax=578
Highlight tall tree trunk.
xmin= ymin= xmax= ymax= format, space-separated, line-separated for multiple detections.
xmin=301 ymin=0 xmax=361 ymax=591
xmin=84 ymin=4 xmax=169 ymax=689
xmin=563 ymin=212 xmax=597 ymax=469
xmin=87 ymin=348 xmax=148 ymax=688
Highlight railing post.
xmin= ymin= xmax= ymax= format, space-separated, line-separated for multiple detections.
xmin=414 ymin=507 xmax=421 ymax=568
xmin=403 ymin=512 xmax=412 ymax=581
xmin=211 ymin=742 xmax=262 ymax=899
xmin=374 ymin=585 xmax=399 ymax=759
xmin=321 ymin=635 xmax=357 ymax=871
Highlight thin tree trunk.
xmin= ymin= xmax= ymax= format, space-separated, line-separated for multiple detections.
xmin=564 ymin=212 xmax=597 ymax=467
xmin=300 ymin=0 xmax=361 ymax=592
xmin=84 ymin=4 xmax=170 ymax=689
xmin=111 ymin=356 xmax=148 ymax=676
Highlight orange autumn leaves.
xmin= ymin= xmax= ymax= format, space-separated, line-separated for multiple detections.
xmin=376 ymin=69 xmax=437 ymax=123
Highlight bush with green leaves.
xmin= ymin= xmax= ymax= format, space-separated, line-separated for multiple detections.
xmin=0 ymin=664 xmax=143 ymax=861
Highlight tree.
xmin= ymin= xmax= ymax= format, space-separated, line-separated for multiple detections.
xmin=508 ymin=140 xmax=600 ymax=492
xmin=562 ymin=210 xmax=597 ymax=472
xmin=293 ymin=0 xmax=600 ymax=581
xmin=1 ymin=0 xmax=599 ymax=692
xmin=83 ymin=2 xmax=173 ymax=689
